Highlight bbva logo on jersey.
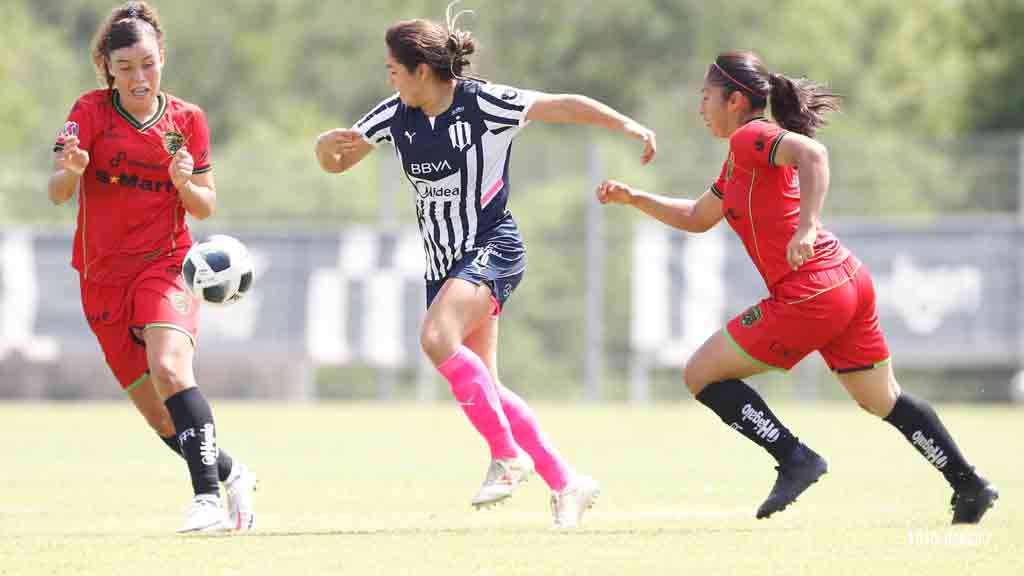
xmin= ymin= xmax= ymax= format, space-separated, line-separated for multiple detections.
xmin=449 ymin=120 xmax=472 ymax=152
xmin=410 ymin=159 xmax=453 ymax=176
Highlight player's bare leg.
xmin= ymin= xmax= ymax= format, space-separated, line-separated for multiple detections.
xmin=466 ymin=316 xmax=599 ymax=527
xmin=686 ymin=330 xmax=827 ymax=519
xmin=422 ymin=279 xmax=528 ymax=508
xmin=838 ymin=362 xmax=998 ymax=524
xmin=129 ymin=379 xmax=256 ymax=530
xmin=144 ymin=326 xmax=230 ymax=533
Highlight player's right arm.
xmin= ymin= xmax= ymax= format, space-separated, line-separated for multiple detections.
xmin=596 ymin=180 xmax=724 ymax=233
xmin=315 ymin=128 xmax=374 ymax=174
xmin=48 ymin=135 xmax=89 ymax=205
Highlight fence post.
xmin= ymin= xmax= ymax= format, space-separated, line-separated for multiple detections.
xmin=1016 ymin=134 xmax=1024 ymax=401
xmin=583 ymin=141 xmax=605 ymax=402
xmin=377 ymin=155 xmax=399 ymax=401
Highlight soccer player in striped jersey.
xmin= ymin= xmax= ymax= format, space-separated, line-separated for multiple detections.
xmin=315 ymin=4 xmax=655 ymax=528
xmin=47 ymin=2 xmax=256 ymax=533
xmin=596 ymin=50 xmax=997 ymax=524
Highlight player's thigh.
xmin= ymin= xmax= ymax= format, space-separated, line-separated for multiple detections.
xmin=684 ymin=329 xmax=769 ymax=395
xmin=835 ymin=360 xmax=901 ymax=417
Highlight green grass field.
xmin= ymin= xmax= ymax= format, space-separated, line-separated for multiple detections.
xmin=0 ymin=402 xmax=1018 ymax=575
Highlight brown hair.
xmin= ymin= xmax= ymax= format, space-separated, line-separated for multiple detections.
xmin=707 ymin=51 xmax=841 ymax=138
xmin=90 ymin=1 xmax=165 ymax=88
xmin=385 ymin=1 xmax=478 ymax=81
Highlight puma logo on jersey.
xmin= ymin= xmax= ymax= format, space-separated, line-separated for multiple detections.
xmin=410 ymin=160 xmax=453 ymax=175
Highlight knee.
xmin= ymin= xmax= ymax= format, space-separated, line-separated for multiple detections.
xmin=683 ymin=361 xmax=709 ymax=397
xmin=855 ymin=399 xmax=885 ymax=418
xmin=419 ymin=321 xmax=456 ymax=364
xmin=149 ymin=355 xmax=190 ymax=395
xmin=861 ymin=388 xmax=902 ymax=419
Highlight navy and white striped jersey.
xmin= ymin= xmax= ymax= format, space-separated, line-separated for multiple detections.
xmin=354 ymin=80 xmax=537 ymax=281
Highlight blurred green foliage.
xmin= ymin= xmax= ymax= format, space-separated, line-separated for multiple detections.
xmin=3 ymin=0 xmax=1022 ymax=396
xmin=6 ymin=0 xmax=1023 ymax=224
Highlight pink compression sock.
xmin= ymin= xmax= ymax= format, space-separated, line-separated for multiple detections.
xmin=437 ymin=346 xmax=518 ymax=460
xmin=497 ymin=384 xmax=573 ymax=492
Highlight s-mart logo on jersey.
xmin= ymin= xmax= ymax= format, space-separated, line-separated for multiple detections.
xmin=95 ymin=169 xmax=175 ymax=194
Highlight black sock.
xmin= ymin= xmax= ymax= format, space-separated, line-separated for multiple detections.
xmin=160 ymin=434 xmax=234 ymax=482
xmin=883 ymin=393 xmax=975 ymax=490
xmin=164 ymin=387 xmax=220 ymax=496
xmin=696 ymin=379 xmax=799 ymax=464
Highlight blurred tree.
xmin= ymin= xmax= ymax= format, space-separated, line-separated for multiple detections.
xmin=962 ymin=0 xmax=1024 ymax=131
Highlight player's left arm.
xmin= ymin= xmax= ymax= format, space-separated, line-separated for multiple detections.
xmin=171 ymin=153 xmax=216 ymax=220
xmin=526 ymin=93 xmax=656 ymax=165
xmin=771 ymin=131 xmax=830 ymax=269
xmin=171 ymin=108 xmax=216 ymax=220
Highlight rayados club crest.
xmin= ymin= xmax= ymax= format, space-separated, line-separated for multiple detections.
xmin=740 ymin=305 xmax=763 ymax=328
xmin=162 ymin=131 xmax=186 ymax=156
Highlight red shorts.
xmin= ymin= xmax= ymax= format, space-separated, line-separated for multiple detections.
xmin=80 ymin=256 xmax=199 ymax=391
xmin=724 ymin=256 xmax=890 ymax=372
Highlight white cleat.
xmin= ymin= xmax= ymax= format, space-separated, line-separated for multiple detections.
xmin=471 ymin=455 xmax=533 ymax=509
xmin=551 ymin=475 xmax=601 ymax=529
xmin=176 ymin=494 xmax=231 ymax=534
xmin=225 ymin=463 xmax=258 ymax=531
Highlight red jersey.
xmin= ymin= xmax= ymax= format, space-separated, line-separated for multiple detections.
xmin=712 ymin=118 xmax=848 ymax=288
xmin=54 ymin=89 xmax=212 ymax=286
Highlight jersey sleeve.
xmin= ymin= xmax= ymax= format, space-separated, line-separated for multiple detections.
xmin=730 ymin=121 xmax=788 ymax=168
xmin=476 ymin=83 xmax=538 ymax=138
xmin=353 ymin=94 xmax=400 ymax=147
xmin=188 ymin=107 xmax=213 ymax=174
xmin=710 ymin=159 xmax=727 ymax=199
xmin=53 ymin=96 xmax=96 ymax=153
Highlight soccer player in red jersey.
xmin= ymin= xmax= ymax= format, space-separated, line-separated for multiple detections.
xmin=597 ymin=51 xmax=997 ymax=524
xmin=46 ymin=2 xmax=256 ymax=533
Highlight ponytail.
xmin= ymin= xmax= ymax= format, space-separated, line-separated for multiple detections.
xmin=767 ymin=72 xmax=841 ymax=139
xmin=708 ymin=51 xmax=842 ymax=139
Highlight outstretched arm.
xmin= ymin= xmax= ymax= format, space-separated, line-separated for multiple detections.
xmin=527 ymin=93 xmax=656 ymax=165
xmin=315 ymin=128 xmax=375 ymax=174
xmin=595 ymin=180 xmax=723 ymax=233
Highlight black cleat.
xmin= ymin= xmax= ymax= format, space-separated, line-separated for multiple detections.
xmin=951 ymin=475 xmax=999 ymax=525
xmin=756 ymin=443 xmax=828 ymax=519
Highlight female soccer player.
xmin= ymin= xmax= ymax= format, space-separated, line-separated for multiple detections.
xmin=596 ymin=50 xmax=998 ymax=524
xmin=315 ymin=4 xmax=655 ymax=528
xmin=47 ymin=1 xmax=256 ymax=533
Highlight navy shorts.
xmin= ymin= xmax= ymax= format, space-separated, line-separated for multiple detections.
xmin=425 ymin=235 xmax=526 ymax=315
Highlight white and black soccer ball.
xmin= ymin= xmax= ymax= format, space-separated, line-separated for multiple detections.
xmin=181 ymin=235 xmax=254 ymax=305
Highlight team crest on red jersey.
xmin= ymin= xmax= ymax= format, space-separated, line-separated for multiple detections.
xmin=170 ymin=291 xmax=191 ymax=315
xmin=740 ymin=305 xmax=763 ymax=328
xmin=162 ymin=131 xmax=186 ymax=156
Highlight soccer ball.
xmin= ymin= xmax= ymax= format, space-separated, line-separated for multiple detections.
xmin=181 ymin=234 xmax=254 ymax=305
